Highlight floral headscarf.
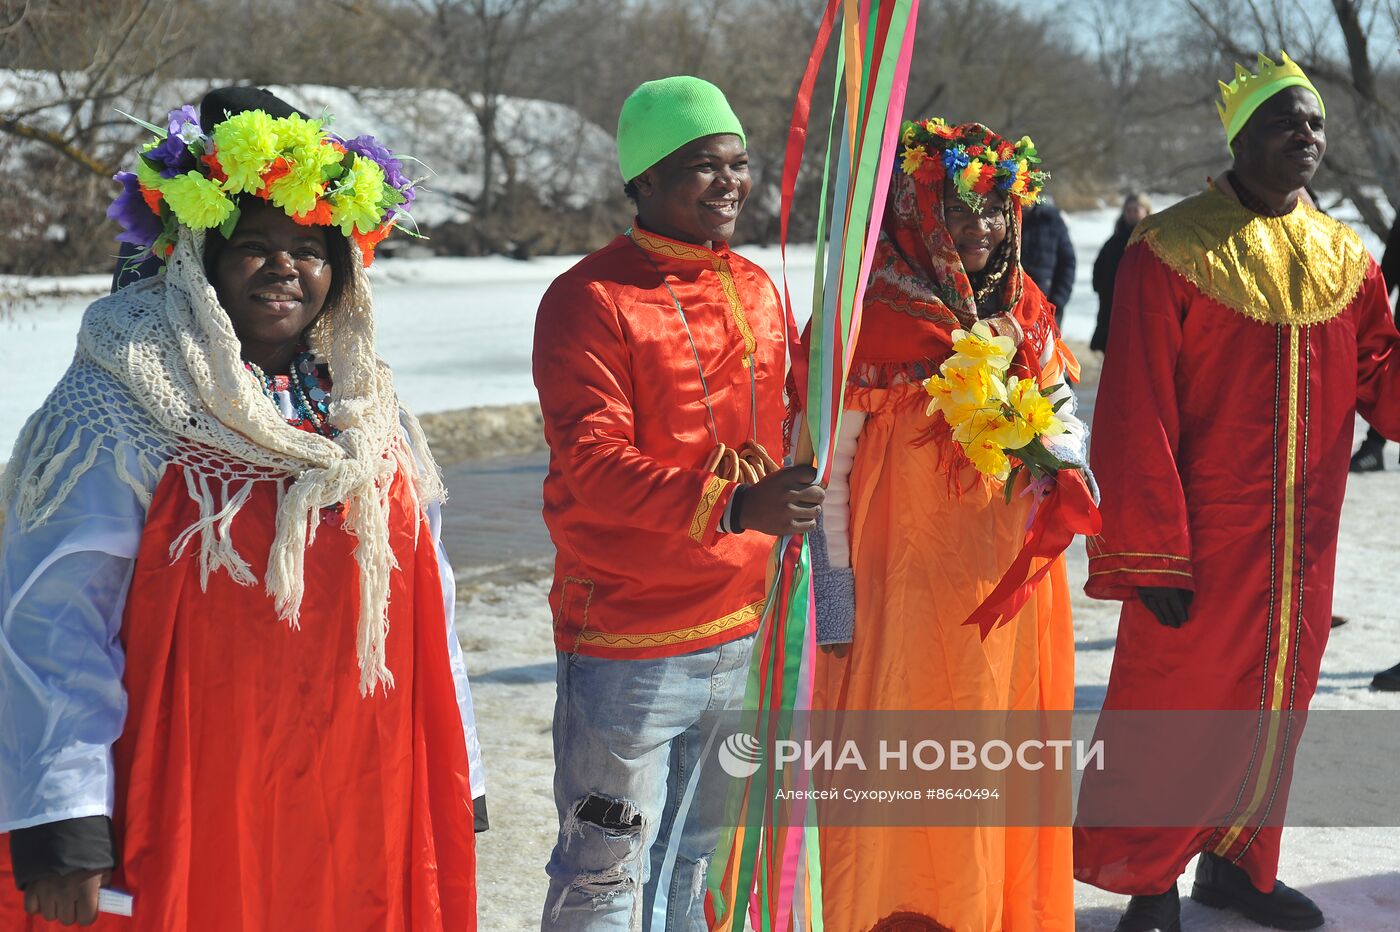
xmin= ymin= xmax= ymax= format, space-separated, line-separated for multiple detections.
xmin=851 ymin=151 xmax=1058 ymax=380
xmin=869 ymin=162 xmax=1026 ymax=329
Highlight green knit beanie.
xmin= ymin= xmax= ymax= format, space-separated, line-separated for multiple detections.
xmin=616 ymin=76 xmax=746 ymax=182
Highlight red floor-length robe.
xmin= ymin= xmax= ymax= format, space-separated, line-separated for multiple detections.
xmin=0 ymin=465 xmax=477 ymax=930
xmin=1074 ymin=186 xmax=1400 ymax=895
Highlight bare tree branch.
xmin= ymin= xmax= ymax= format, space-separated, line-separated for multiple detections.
xmin=0 ymin=116 xmax=115 ymax=176
xmin=0 ymin=0 xmax=29 ymax=35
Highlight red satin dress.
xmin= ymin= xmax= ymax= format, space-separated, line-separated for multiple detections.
xmin=1075 ymin=189 xmax=1400 ymax=895
xmin=0 ymin=464 xmax=477 ymax=930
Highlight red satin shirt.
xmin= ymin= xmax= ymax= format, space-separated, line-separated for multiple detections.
xmin=533 ymin=225 xmax=791 ymax=658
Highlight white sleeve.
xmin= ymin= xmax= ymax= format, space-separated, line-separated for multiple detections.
xmin=1036 ymin=342 xmax=1098 ymax=500
xmin=426 ymin=501 xmax=485 ymax=800
xmin=0 ymin=431 xmax=145 ymax=832
xmin=821 ymin=410 xmax=867 ymax=569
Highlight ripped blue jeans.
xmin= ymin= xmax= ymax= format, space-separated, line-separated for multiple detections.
xmin=541 ymin=634 xmax=755 ymax=931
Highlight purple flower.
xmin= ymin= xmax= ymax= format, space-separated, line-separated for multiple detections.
xmin=140 ymin=103 xmax=203 ymax=178
xmin=107 ymin=171 xmax=162 ymax=248
xmin=339 ymin=133 xmax=415 ymax=217
xmin=147 ymin=133 xmax=196 ymax=178
xmin=165 ymin=104 xmax=200 ymax=137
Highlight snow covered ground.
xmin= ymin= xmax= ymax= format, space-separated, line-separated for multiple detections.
xmin=3 ymin=206 xmax=1398 ymax=928
xmin=458 ymin=442 xmax=1400 ymax=931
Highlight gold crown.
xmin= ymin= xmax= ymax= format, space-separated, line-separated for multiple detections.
xmin=1217 ymin=51 xmax=1323 ymax=146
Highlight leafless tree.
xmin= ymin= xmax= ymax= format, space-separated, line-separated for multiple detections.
xmin=0 ymin=1 xmax=201 ymax=273
xmin=1180 ymin=0 xmax=1400 ymax=237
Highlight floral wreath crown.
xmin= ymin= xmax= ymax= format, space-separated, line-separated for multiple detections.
xmin=109 ymin=104 xmax=419 ymax=267
xmin=897 ymin=118 xmax=1049 ymax=212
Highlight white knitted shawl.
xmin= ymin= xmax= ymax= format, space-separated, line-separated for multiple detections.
xmin=0 ymin=227 xmax=445 ymax=695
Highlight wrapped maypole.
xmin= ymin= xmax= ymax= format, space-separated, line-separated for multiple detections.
xmin=705 ymin=2 xmax=921 ymax=929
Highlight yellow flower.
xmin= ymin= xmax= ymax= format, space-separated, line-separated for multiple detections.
xmin=1008 ymin=376 xmax=1065 ymax=438
xmin=941 ymin=355 xmax=1006 ymax=407
xmin=1009 ymin=159 xmax=1029 ymax=197
xmin=213 ymin=110 xmax=281 ymax=194
xmin=268 ymin=168 xmax=325 ymax=217
xmin=902 ymin=124 xmax=917 ymax=145
xmin=950 ymin=321 xmax=1015 ymax=371
xmin=959 ymin=159 xmax=983 ymax=192
xmin=160 ymin=171 xmax=234 ymax=229
xmin=925 ymin=377 xmax=986 ymax=428
xmin=966 ymin=433 xmax=1012 ymax=481
xmin=273 ymin=113 xmax=324 ymax=156
xmin=901 ymin=145 xmax=927 ymax=175
xmin=924 ymin=373 xmax=953 ymax=417
xmin=329 ymin=159 xmax=388 ymax=236
xmin=987 ymin=408 xmax=1037 ymax=451
xmin=950 ymin=408 xmax=1001 ymax=447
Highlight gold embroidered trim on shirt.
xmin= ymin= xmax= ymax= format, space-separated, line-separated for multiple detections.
xmin=689 ymin=474 xmax=729 ymax=543
xmin=630 ymin=226 xmax=715 ymax=263
xmin=713 ymin=260 xmax=758 ymax=364
xmin=575 ymin=598 xmax=766 ymax=649
xmin=1132 ymin=186 xmax=1368 ymax=327
xmin=630 ymin=226 xmax=758 ymax=366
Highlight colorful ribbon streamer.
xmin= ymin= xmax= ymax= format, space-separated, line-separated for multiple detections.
xmin=706 ymin=2 xmax=921 ymax=929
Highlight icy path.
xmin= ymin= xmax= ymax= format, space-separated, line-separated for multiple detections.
xmin=453 ymin=445 xmax=1400 ymax=930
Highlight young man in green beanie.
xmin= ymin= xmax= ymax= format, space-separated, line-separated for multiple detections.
xmin=533 ymin=75 xmax=824 ymax=930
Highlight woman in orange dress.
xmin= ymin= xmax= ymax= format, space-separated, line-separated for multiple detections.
xmin=810 ymin=119 xmax=1090 ymax=932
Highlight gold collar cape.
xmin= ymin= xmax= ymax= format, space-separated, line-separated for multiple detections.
xmin=1130 ymin=184 xmax=1369 ymax=326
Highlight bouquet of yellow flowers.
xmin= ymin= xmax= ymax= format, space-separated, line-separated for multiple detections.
xmin=923 ymin=321 xmax=1072 ymax=496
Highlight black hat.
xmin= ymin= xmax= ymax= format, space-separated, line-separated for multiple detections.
xmin=198 ymin=86 xmax=306 ymax=133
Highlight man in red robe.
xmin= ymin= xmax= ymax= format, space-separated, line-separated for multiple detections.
xmin=1074 ymin=53 xmax=1400 ymax=932
xmin=533 ymin=77 xmax=823 ymax=929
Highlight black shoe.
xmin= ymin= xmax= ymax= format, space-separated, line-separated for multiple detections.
xmin=1350 ymin=440 xmax=1385 ymax=472
xmin=1191 ymin=852 xmax=1323 ymax=929
xmin=1373 ymin=661 xmax=1400 ymax=691
xmin=1114 ymin=886 xmax=1181 ymax=932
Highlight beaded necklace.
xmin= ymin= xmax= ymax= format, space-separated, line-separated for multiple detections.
xmin=244 ymin=347 xmax=338 ymax=437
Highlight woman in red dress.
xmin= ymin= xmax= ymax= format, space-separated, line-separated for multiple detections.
xmin=0 ymin=95 xmax=479 ymax=930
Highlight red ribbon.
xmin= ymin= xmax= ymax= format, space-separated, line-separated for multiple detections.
xmin=962 ymin=470 xmax=1102 ymax=639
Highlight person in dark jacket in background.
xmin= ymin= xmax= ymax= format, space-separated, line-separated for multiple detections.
xmin=1350 ymin=212 xmax=1400 ymax=473
xmin=1020 ymin=197 xmax=1076 ymax=328
xmin=1089 ymin=193 xmax=1152 ymax=352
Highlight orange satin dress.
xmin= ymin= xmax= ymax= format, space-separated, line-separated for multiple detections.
xmin=814 ymin=382 xmax=1075 ymax=932
xmin=0 ymin=465 xmax=477 ymax=931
